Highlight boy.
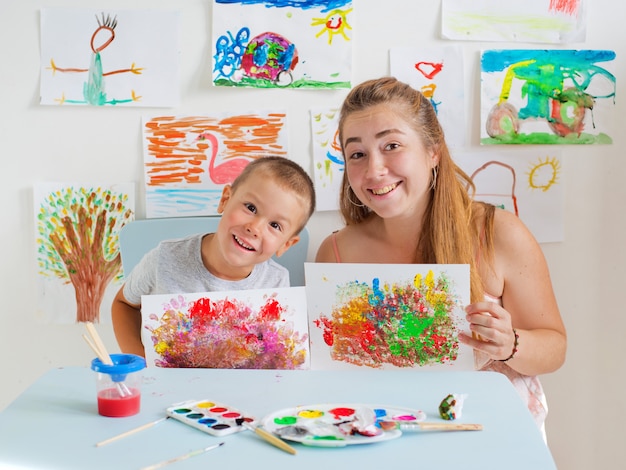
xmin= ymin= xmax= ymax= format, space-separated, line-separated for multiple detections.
xmin=112 ymin=156 xmax=316 ymax=357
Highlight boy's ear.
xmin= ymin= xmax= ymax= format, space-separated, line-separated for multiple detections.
xmin=274 ymin=235 xmax=300 ymax=258
xmin=217 ymin=185 xmax=232 ymax=214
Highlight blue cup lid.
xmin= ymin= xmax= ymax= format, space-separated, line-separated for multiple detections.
xmin=91 ymin=353 xmax=146 ymax=382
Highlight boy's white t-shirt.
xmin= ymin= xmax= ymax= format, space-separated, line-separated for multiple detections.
xmin=123 ymin=233 xmax=290 ymax=305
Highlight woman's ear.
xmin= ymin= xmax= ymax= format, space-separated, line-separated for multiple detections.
xmin=430 ymin=148 xmax=440 ymax=168
xmin=217 ymin=185 xmax=232 ymax=214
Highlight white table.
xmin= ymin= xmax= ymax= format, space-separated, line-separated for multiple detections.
xmin=0 ymin=367 xmax=556 ymax=469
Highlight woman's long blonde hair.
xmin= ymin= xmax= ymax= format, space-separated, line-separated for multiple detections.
xmin=338 ymin=77 xmax=494 ymax=303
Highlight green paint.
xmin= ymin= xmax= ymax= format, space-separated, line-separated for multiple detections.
xmin=213 ymin=77 xmax=350 ymax=89
xmin=274 ymin=416 xmax=297 ymax=425
xmin=482 ymin=132 xmax=612 ymax=145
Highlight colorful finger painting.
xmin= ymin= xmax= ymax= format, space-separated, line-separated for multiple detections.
xmin=40 ymin=8 xmax=180 ymax=107
xmin=481 ymin=49 xmax=616 ymax=145
xmin=311 ymin=107 xmax=342 ymax=211
xmin=442 ymin=0 xmax=586 ymax=43
xmin=305 ymin=263 xmax=473 ymax=371
xmin=142 ymin=112 xmax=288 ymax=217
xmin=212 ymin=0 xmax=352 ymax=88
xmin=454 ymin=151 xmax=565 ymax=243
xmin=141 ymin=287 xmax=310 ymax=369
xmin=34 ymin=182 xmax=135 ymax=323
xmin=390 ymin=46 xmax=466 ymax=148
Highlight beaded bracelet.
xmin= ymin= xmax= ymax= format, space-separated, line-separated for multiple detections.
xmin=499 ymin=328 xmax=519 ymax=362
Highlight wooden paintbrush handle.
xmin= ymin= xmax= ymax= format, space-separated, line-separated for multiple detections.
xmin=419 ymin=422 xmax=483 ymax=431
xmin=242 ymin=422 xmax=297 ymax=455
xmin=254 ymin=426 xmax=298 ymax=455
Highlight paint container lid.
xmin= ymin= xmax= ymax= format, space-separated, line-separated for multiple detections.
xmin=91 ymin=353 xmax=146 ymax=382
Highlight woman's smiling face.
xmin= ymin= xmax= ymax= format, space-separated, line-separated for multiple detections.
xmin=341 ymin=103 xmax=438 ymax=220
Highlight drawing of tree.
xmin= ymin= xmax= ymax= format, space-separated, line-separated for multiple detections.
xmin=36 ymin=186 xmax=133 ymax=323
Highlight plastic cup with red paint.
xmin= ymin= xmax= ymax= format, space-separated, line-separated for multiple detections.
xmin=91 ymin=353 xmax=146 ymax=417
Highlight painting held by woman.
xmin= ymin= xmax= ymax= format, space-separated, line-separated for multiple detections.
xmin=315 ymin=77 xmax=567 ymax=440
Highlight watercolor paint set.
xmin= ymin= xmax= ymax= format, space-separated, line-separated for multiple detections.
xmin=166 ymin=399 xmax=257 ymax=437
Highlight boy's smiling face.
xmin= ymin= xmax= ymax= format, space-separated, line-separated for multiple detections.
xmin=209 ymin=173 xmax=302 ymax=280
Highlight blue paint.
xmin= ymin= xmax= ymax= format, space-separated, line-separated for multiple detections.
xmin=481 ymin=49 xmax=616 ymax=73
xmin=199 ymin=418 xmax=218 ymax=425
xmin=216 ymin=0 xmax=352 ymax=13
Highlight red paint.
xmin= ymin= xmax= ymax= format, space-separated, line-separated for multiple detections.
xmin=414 ymin=61 xmax=444 ymax=80
xmin=430 ymin=333 xmax=447 ymax=351
xmin=189 ymin=297 xmax=218 ymax=321
xmin=314 ymin=317 xmax=334 ymax=346
xmin=329 ymin=407 xmax=355 ymax=419
xmin=210 ymin=407 xmax=228 ymax=413
xmin=549 ymin=0 xmax=579 ymax=15
xmin=259 ymin=298 xmax=283 ymax=321
xmin=97 ymin=388 xmax=141 ymax=417
xmin=326 ymin=17 xmax=342 ymax=30
xmin=358 ymin=322 xmax=376 ymax=351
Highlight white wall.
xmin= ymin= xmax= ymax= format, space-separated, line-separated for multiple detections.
xmin=2 ymin=1 xmax=624 ymax=468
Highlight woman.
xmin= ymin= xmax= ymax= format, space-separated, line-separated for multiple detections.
xmin=316 ymin=77 xmax=566 ymax=437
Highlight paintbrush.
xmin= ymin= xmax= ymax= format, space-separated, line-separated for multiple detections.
xmin=241 ymin=421 xmax=297 ymax=455
xmin=82 ymin=325 xmax=131 ymax=397
xmin=379 ymin=421 xmax=483 ymax=432
xmin=141 ymin=441 xmax=225 ymax=470
xmin=84 ymin=323 xmax=113 ymax=365
xmin=95 ymin=417 xmax=170 ymax=447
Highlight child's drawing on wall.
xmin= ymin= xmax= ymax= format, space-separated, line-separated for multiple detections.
xmin=390 ymin=46 xmax=466 ymax=148
xmin=454 ymin=151 xmax=564 ymax=243
xmin=311 ymin=108 xmax=342 ymax=211
xmin=34 ymin=183 xmax=134 ymax=324
xmin=143 ymin=112 xmax=289 ymax=217
xmin=442 ymin=0 xmax=586 ymax=43
xmin=481 ymin=49 xmax=616 ymax=145
xmin=40 ymin=8 xmax=180 ymax=107
xmin=212 ymin=0 xmax=353 ymax=89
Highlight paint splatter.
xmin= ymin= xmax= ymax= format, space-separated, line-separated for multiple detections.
xmin=314 ymin=270 xmax=461 ymax=368
xmin=147 ymin=295 xmax=308 ymax=369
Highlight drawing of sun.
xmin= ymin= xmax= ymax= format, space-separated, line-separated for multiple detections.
xmin=311 ymin=8 xmax=353 ymax=45
xmin=527 ymin=156 xmax=561 ymax=192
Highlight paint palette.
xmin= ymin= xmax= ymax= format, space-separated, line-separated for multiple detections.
xmin=262 ymin=403 xmax=426 ymax=447
xmin=166 ymin=399 xmax=256 ymax=437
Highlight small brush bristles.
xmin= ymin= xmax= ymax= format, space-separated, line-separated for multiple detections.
xmin=379 ymin=421 xmax=398 ymax=431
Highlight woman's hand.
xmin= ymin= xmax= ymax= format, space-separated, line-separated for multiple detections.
xmin=458 ymin=301 xmax=518 ymax=362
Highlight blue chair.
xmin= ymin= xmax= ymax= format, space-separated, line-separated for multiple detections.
xmin=118 ymin=217 xmax=309 ymax=286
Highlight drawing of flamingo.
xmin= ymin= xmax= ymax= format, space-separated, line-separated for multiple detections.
xmin=195 ymin=132 xmax=252 ymax=184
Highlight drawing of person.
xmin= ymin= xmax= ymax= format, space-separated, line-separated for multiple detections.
xmin=47 ymin=13 xmax=143 ymax=105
